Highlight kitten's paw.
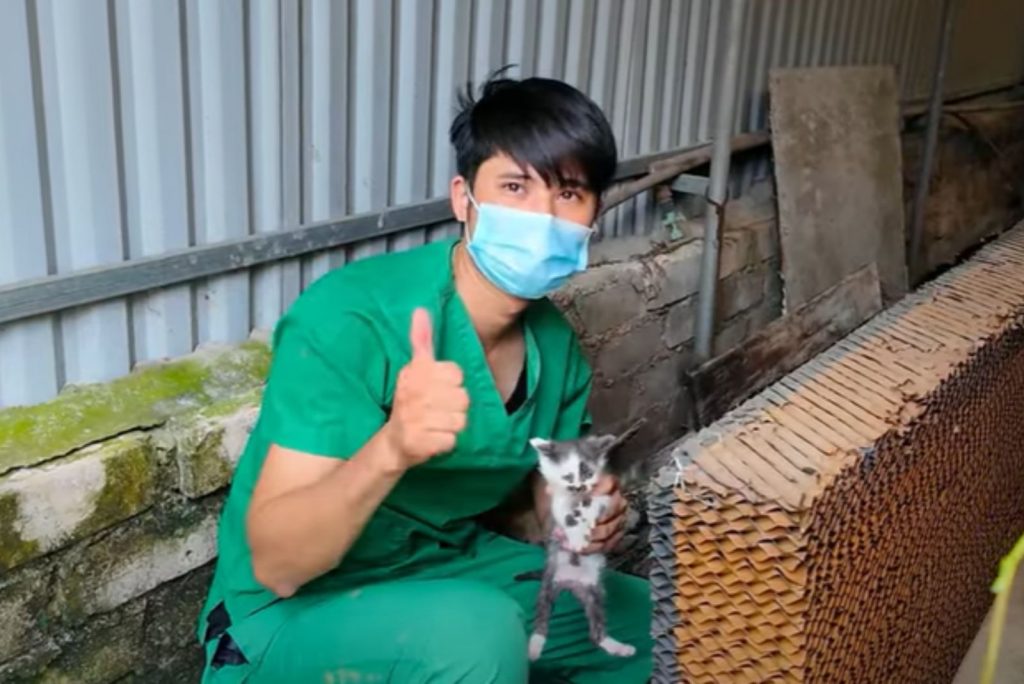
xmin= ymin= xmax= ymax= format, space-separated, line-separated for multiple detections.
xmin=598 ymin=637 xmax=636 ymax=658
xmin=528 ymin=634 xmax=547 ymax=661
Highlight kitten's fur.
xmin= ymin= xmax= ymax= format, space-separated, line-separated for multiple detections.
xmin=523 ymin=421 xmax=644 ymax=661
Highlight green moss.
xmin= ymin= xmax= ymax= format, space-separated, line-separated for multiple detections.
xmin=173 ymin=388 xmax=261 ymax=497
xmin=0 ymin=640 xmax=61 ymax=682
xmin=58 ymin=501 xmax=219 ymax=622
xmin=38 ymin=605 xmax=143 ymax=684
xmin=0 ymin=493 xmax=39 ymax=572
xmin=198 ymin=386 xmax=263 ymax=420
xmin=0 ymin=342 xmax=269 ymax=476
xmin=74 ymin=435 xmax=155 ymax=541
xmin=184 ymin=426 xmax=231 ymax=498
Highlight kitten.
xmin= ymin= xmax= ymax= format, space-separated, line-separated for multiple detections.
xmin=522 ymin=421 xmax=644 ymax=662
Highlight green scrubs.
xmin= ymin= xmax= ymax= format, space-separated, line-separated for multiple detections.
xmin=197 ymin=238 xmax=652 ymax=683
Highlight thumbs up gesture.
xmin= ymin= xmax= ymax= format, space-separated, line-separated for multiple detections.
xmin=382 ymin=308 xmax=470 ymax=470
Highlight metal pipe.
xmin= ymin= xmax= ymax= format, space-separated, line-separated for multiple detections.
xmin=693 ymin=0 xmax=746 ymax=362
xmin=908 ymin=0 xmax=959 ymax=284
xmin=601 ymin=131 xmax=770 ymax=213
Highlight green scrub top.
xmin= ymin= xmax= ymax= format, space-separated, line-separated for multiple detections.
xmin=199 ymin=237 xmax=594 ymax=637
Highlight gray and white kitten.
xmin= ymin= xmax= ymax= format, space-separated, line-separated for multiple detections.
xmin=522 ymin=422 xmax=644 ymax=661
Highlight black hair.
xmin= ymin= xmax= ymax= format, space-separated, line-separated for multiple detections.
xmin=449 ymin=65 xmax=618 ymax=195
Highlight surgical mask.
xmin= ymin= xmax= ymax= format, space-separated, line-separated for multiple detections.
xmin=464 ymin=189 xmax=592 ymax=299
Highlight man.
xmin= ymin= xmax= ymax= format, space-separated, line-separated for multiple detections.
xmin=197 ymin=71 xmax=653 ymax=683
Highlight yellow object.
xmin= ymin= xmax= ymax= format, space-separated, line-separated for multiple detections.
xmin=981 ymin=533 xmax=1024 ymax=684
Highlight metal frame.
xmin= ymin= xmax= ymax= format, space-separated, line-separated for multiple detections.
xmin=908 ymin=0 xmax=960 ymax=283
xmin=0 ymin=139 xmax=762 ymax=325
xmin=0 ymin=199 xmax=451 ymax=325
xmin=693 ymin=0 xmax=746 ymax=363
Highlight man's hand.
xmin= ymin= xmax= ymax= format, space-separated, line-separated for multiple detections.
xmin=381 ymin=308 xmax=470 ymax=472
xmin=582 ymin=474 xmax=629 ymax=554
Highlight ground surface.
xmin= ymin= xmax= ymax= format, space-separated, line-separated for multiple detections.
xmin=954 ymin=562 xmax=1024 ymax=684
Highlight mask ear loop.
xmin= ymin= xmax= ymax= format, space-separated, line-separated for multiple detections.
xmin=463 ymin=186 xmax=482 ymax=244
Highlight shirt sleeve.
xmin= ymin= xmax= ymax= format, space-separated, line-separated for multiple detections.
xmin=258 ymin=310 xmax=390 ymax=459
xmin=551 ymin=336 xmax=594 ymax=440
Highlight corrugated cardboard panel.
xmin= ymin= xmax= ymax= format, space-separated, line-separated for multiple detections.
xmin=651 ymin=219 xmax=1024 ymax=682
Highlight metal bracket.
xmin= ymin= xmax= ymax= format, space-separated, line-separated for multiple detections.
xmin=670 ymin=173 xmax=711 ymax=197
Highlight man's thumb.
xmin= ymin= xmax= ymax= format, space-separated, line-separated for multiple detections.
xmin=410 ymin=307 xmax=435 ymax=360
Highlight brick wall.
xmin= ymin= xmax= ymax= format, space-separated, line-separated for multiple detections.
xmin=553 ymin=187 xmax=781 ymax=460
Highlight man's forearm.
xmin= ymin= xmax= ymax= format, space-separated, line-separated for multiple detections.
xmin=246 ymin=429 xmax=403 ymax=597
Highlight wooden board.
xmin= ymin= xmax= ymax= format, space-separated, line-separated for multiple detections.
xmin=769 ymin=66 xmax=908 ymax=310
xmin=688 ymin=263 xmax=882 ymax=427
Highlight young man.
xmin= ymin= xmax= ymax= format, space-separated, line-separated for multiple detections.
xmin=197 ymin=72 xmax=653 ymax=683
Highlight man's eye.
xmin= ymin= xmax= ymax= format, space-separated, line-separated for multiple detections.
xmin=503 ymin=182 xmax=523 ymax=193
xmin=560 ymin=189 xmax=581 ymax=201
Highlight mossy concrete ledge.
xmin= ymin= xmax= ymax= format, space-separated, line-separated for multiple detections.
xmin=0 ymin=341 xmax=270 ymax=477
xmin=0 ymin=433 xmax=156 ymax=573
xmin=170 ymin=390 xmax=261 ymax=499
xmin=55 ymin=502 xmax=220 ymax=623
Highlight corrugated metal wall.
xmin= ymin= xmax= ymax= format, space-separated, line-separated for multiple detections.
xmin=0 ymin=0 xmax=1016 ymax=408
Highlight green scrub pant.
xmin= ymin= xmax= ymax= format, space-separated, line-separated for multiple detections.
xmin=202 ymin=533 xmax=652 ymax=683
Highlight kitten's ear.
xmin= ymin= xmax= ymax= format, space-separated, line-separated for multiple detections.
xmin=586 ymin=434 xmax=619 ymax=453
xmin=529 ymin=437 xmax=553 ymax=456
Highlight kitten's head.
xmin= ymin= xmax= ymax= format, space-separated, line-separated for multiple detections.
xmin=529 ymin=433 xmax=620 ymax=493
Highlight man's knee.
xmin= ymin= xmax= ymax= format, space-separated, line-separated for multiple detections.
xmin=417 ymin=581 xmax=529 ymax=683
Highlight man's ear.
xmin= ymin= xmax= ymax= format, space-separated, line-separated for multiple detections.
xmin=450 ymin=175 xmax=471 ymax=223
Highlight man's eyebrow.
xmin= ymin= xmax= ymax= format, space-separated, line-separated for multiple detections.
xmin=496 ymin=169 xmax=590 ymax=190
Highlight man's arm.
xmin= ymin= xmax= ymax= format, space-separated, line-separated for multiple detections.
xmin=246 ymin=429 xmax=402 ymax=598
xmin=247 ymin=308 xmax=468 ymax=597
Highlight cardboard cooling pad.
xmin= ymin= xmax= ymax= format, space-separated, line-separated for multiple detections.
xmin=650 ymin=220 xmax=1024 ymax=683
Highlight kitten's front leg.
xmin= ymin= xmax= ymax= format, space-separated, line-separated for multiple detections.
xmin=559 ymin=502 xmax=592 ymax=553
xmin=566 ymin=493 xmax=609 ymax=551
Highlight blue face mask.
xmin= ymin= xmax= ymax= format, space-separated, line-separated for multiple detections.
xmin=464 ymin=190 xmax=593 ymax=300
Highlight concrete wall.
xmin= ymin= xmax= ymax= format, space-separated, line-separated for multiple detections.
xmin=0 ymin=346 xmax=266 ymax=683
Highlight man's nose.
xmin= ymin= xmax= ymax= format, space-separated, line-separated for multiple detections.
xmin=523 ymin=189 xmax=558 ymax=215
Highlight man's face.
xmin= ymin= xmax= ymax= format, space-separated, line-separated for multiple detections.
xmin=450 ymin=152 xmax=600 ymax=233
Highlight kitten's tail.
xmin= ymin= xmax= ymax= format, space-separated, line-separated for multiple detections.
xmin=607 ymin=416 xmax=646 ymax=452
xmin=514 ymin=569 xmax=545 ymax=582
xmin=605 ymin=417 xmax=649 ymax=480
